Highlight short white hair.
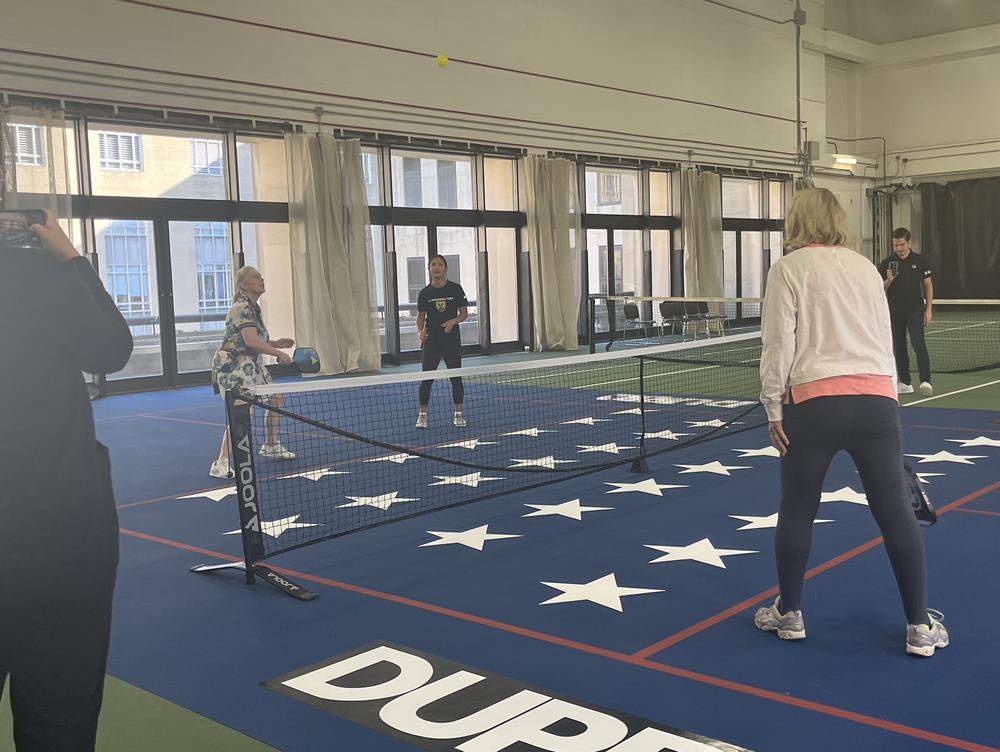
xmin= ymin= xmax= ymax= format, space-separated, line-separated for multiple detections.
xmin=235 ymin=265 xmax=260 ymax=298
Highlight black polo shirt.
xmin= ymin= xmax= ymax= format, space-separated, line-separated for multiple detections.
xmin=417 ymin=281 xmax=468 ymax=339
xmin=878 ymin=251 xmax=933 ymax=315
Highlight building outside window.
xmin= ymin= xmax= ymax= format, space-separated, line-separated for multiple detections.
xmin=13 ymin=124 xmax=44 ymax=166
xmin=104 ymin=220 xmax=151 ymax=331
xmin=97 ymin=131 xmax=144 ymax=171
xmin=189 ymin=139 xmax=224 ymax=176
xmin=194 ymin=222 xmax=231 ymax=328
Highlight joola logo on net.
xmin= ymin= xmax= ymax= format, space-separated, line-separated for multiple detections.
xmin=266 ymin=643 xmax=749 ymax=752
xmin=235 ymin=433 xmax=259 ymax=533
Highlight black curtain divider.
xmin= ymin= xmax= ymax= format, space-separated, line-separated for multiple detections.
xmin=920 ymin=178 xmax=1000 ymax=299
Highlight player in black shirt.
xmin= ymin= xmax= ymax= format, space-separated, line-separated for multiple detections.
xmin=877 ymin=227 xmax=934 ymax=396
xmin=415 ymin=255 xmax=469 ymax=427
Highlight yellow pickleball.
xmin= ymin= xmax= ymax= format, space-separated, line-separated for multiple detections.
xmin=436 ymin=54 xmax=449 ymax=67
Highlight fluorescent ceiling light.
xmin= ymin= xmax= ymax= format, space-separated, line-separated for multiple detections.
xmin=833 ymin=155 xmax=858 ymax=165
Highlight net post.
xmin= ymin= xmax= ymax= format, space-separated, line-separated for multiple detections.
xmin=228 ymin=390 xmax=266 ymax=585
xmin=631 ymin=356 xmax=649 ymax=473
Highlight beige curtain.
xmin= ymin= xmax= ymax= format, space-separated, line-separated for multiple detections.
xmin=286 ymin=134 xmax=380 ymax=375
xmin=681 ymin=168 xmax=723 ymax=297
xmin=523 ymin=156 xmax=582 ymax=351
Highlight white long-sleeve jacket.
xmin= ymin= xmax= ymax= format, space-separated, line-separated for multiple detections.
xmin=759 ymin=245 xmax=896 ymax=421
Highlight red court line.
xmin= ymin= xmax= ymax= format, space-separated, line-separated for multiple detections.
xmin=632 ymin=478 xmax=1000 ymax=659
xmin=117 ymin=526 xmax=1000 ymax=752
xmin=954 ymin=508 xmax=1000 ymax=517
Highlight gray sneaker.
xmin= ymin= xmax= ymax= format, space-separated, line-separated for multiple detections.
xmin=754 ymin=597 xmax=806 ymax=640
xmin=906 ymin=609 xmax=949 ymax=657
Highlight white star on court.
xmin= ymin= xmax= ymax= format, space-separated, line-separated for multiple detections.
xmin=645 ymin=538 xmax=758 ymax=568
xmin=675 ymin=461 xmax=751 ymax=476
xmin=577 ymin=442 xmax=635 ymax=455
xmin=916 ymin=473 xmax=945 ymax=485
xmin=503 ymin=428 xmax=556 ymax=437
xmin=420 ymin=525 xmax=521 ymax=551
xmin=178 ymin=486 xmax=235 ymax=502
xmin=611 ymin=408 xmax=657 ymax=415
xmin=733 ymin=446 xmax=781 ymax=458
xmin=276 ymin=467 xmax=347 ymax=482
xmin=730 ymin=514 xmax=833 ymax=531
xmin=509 ymin=456 xmax=577 ymax=469
xmin=539 ymin=573 xmax=663 ymax=612
xmin=905 ymin=451 xmax=987 ymax=465
xmin=820 ymin=487 xmax=869 ymax=505
xmin=340 ymin=492 xmax=418 ymax=510
xmin=562 ymin=417 xmax=611 ymax=426
xmin=604 ymin=478 xmax=688 ymax=496
xmin=688 ymin=419 xmax=741 ymax=428
xmin=946 ymin=436 xmax=1000 ymax=448
xmin=637 ymin=430 xmax=692 ymax=441
xmin=429 ymin=472 xmax=504 ymax=487
xmin=438 ymin=438 xmax=498 ymax=450
xmin=523 ymin=499 xmax=613 ymax=520
xmin=366 ymin=453 xmax=418 ymax=464
xmin=224 ymin=515 xmax=318 ymax=539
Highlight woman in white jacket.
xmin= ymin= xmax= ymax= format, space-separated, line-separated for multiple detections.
xmin=755 ymin=188 xmax=948 ymax=657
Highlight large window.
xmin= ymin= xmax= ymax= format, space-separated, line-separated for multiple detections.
xmin=97 ymin=131 xmax=143 ymax=171
xmin=13 ymin=124 xmax=44 ymax=166
xmin=390 ymin=151 xmax=474 ymax=209
xmin=194 ymin=222 xmax=232 ymax=317
xmin=585 ymin=167 xmax=639 ymax=214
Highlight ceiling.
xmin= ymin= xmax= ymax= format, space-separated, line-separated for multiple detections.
xmin=823 ymin=0 xmax=1000 ymax=44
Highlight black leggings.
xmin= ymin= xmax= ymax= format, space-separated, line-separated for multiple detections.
xmin=776 ymin=395 xmax=928 ymax=625
xmin=419 ymin=335 xmax=464 ymax=407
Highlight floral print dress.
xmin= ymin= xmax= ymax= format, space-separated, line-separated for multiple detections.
xmin=211 ymin=293 xmax=271 ymax=396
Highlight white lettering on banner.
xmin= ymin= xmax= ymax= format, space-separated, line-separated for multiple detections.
xmin=282 ymin=645 xmax=433 ymax=703
xmin=379 ymin=671 xmax=549 ymax=739
xmin=457 ymin=699 xmax=629 ymax=752
xmin=607 ymin=727 xmax=724 ymax=751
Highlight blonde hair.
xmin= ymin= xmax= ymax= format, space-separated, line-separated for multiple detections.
xmin=235 ymin=265 xmax=260 ymax=300
xmin=784 ymin=188 xmax=849 ymax=250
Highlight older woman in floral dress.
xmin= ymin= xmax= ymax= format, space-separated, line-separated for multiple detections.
xmin=209 ymin=266 xmax=296 ymax=478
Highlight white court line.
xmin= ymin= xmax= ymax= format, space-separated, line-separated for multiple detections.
xmin=905 ymin=378 xmax=1000 ymax=406
xmin=570 ymin=356 xmax=759 ymax=390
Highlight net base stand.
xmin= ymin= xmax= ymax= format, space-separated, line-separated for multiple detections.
xmin=191 ymin=561 xmax=318 ymax=601
xmin=630 ymin=457 xmax=649 ymax=473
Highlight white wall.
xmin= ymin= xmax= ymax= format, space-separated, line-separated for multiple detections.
xmin=0 ymin=0 xmax=801 ymax=168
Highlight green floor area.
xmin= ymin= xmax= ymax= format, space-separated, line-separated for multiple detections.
xmin=0 ymin=675 xmax=277 ymax=752
xmin=898 ymin=367 xmax=1000 ymax=411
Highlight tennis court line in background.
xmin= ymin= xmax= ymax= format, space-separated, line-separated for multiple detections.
xmin=116 ymin=526 xmax=1000 ymax=752
xmin=905 ymin=379 xmax=1000 ymax=406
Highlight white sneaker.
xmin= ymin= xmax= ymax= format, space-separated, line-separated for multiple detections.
xmin=918 ymin=381 xmax=933 ymax=396
xmin=209 ymin=460 xmax=233 ymax=479
xmin=897 ymin=383 xmax=914 ymax=395
xmin=906 ymin=609 xmax=949 ymax=657
xmin=453 ymin=412 xmax=467 ymax=427
xmin=259 ymin=442 xmax=296 ymax=460
xmin=415 ymin=413 xmax=429 ymax=429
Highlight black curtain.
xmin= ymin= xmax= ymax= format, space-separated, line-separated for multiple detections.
xmin=920 ymin=178 xmax=1000 ymax=298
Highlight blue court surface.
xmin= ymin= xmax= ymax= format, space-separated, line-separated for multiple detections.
xmin=97 ymin=383 xmax=1000 ymax=752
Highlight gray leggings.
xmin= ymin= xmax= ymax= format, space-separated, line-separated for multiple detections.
xmin=776 ymin=395 xmax=928 ymax=625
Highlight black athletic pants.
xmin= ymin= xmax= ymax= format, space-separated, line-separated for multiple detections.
xmin=776 ymin=395 xmax=928 ymax=625
xmin=0 ymin=566 xmax=116 ymax=751
xmin=419 ymin=334 xmax=464 ymax=406
xmin=890 ymin=308 xmax=931 ymax=386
